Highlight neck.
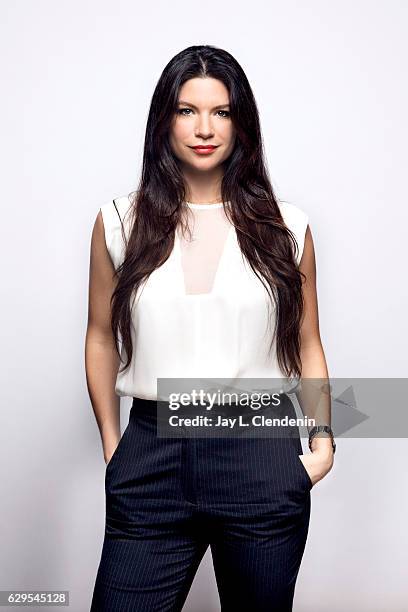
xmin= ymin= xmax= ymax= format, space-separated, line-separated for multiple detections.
xmin=181 ymin=166 xmax=224 ymax=205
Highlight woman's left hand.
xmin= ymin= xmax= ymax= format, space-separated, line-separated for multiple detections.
xmin=298 ymin=443 xmax=334 ymax=487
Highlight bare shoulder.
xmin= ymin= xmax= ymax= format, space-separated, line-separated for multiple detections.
xmin=90 ymin=209 xmax=114 ymax=272
xmin=299 ymin=225 xmax=316 ymax=272
xmin=91 ymin=210 xmax=106 ymax=250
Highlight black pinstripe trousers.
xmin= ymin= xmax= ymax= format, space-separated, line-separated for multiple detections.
xmin=90 ymin=394 xmax=312 ymax=611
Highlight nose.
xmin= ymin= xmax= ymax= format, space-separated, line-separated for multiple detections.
xmin=194 ymin=113 xmax=215 ymax=139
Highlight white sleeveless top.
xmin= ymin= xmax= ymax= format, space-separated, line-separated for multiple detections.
xmin=100 ymin=196 xmax=309 ymax=400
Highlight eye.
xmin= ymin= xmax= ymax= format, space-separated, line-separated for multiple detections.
xmin=176 ymin=108 xmax=231 ymax=118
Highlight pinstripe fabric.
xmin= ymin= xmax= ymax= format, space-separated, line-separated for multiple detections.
xmin=90 ymin=394 xmax=312 ymax=611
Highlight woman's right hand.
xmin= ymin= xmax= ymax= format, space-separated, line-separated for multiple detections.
xmin=104 ymin=436 xmax=120 ymax=466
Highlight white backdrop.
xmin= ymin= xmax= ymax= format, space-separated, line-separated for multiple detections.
xmin=1 ymin=1 xmax=407 ymax=610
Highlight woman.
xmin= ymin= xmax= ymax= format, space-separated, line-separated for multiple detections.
xmin=86 ymin=45 xmax=335 ymax=612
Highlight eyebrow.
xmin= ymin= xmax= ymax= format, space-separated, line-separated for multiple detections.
xmin=177 ymin=101 xmax=230 ymax=110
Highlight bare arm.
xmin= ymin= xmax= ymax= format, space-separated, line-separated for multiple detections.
xmin=85 ymin=210 xmax=121 ymax=465
xmin=295 ymin=225 xmax=334 ymax=481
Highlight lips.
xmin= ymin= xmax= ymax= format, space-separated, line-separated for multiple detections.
xmin=190 ymin=145 xmax=218 ymax=154
xmin=192 ymin=145 xmax=217 ymax=150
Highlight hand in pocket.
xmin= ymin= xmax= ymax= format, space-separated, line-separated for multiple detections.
xmin=298 ymin=452 xmax=334 ymax=487
xmin=104 ymin=438 xmax=121 ymax=467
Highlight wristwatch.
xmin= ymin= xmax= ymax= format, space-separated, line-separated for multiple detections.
xmin=308 ymin=425 xmax=336 ymax=454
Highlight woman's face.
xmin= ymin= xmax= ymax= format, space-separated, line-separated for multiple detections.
xmin=169 ymin=77 xmax=236 ymax=172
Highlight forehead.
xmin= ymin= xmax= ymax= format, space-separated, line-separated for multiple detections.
xmin=177 ymin=77 xmax=230 ymax=105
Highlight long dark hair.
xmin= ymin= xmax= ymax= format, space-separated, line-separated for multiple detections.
xmin=111 ymin=45 xmax=306 ymax=379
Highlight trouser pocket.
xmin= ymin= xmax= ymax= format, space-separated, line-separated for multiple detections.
xmin=105 ymin=421 xmax=132 ymax=483
xmin=292 ymin=446 xmax=313 ymax=491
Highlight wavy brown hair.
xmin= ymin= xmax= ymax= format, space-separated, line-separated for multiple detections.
xmin=111 ymin=45 xmax=306 ymax=379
